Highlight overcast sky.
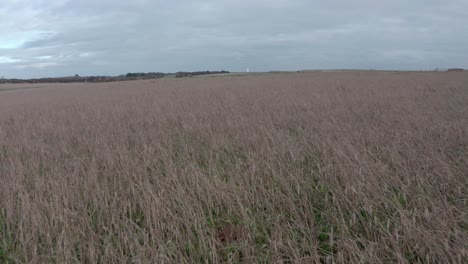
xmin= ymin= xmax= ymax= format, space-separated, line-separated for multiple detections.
xmin=1 ymin=0 xmax=467 ymax=78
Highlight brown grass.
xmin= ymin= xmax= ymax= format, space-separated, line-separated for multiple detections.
xmin=0 ymin=71 xmax=467 ymax=263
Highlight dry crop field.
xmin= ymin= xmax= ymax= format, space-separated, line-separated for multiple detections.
xmin=0 ymin=71 xmax=467 ymax=263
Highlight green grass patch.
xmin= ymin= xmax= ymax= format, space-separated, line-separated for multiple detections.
xmin=0 ymin=213 xmax=16 ymax=263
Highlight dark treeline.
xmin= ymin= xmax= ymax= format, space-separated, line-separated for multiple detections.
xmin=0 ymin=71 xmax=230 ymax=84
xmin=175 ymin=70 xmax=229 ymax=78
xmin=447 ymin=68 xmax=465 ymax=72
xmin=0 ymin=74 xmax=165 ymax=84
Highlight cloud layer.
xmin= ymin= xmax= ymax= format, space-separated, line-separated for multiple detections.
xmin=1 ymin=0 xmax=467 ymax=78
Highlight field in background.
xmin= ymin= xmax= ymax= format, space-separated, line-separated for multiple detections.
xmin=0 ymin=72 xmax=467 ymax=263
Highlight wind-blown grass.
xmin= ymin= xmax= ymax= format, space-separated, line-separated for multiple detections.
xmin=0 ymin=72 xmax=467 ymax=263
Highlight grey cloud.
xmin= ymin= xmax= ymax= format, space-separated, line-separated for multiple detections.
xmin=1 ymin=0 xmax=467 ymax=78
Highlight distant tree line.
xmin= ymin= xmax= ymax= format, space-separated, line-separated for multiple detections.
xmin=125 ymin=72 xmax=166 ymax=78
xmin=175 ymin=71 xmax=230 ymax=78
xmin=0 ymin=75 xmax=139 ymax=84
xmin=447 ymin=68 xmax=465 ymax=72
xmin=0 ymin=70 xmax=232 ymax=84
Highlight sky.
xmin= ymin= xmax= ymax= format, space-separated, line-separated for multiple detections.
xmin=1 ymin=0 xmax=468 ymax=78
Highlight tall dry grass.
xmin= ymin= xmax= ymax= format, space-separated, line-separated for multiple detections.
xmin=0 ymin=72 xmax=467 ymax=263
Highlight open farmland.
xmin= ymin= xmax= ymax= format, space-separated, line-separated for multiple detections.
xmin=0 ymin=71 xmax=467 ymax=263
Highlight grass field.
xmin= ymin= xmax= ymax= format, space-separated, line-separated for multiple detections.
xmin=0 ymin=71 xmax=467 ymax=263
